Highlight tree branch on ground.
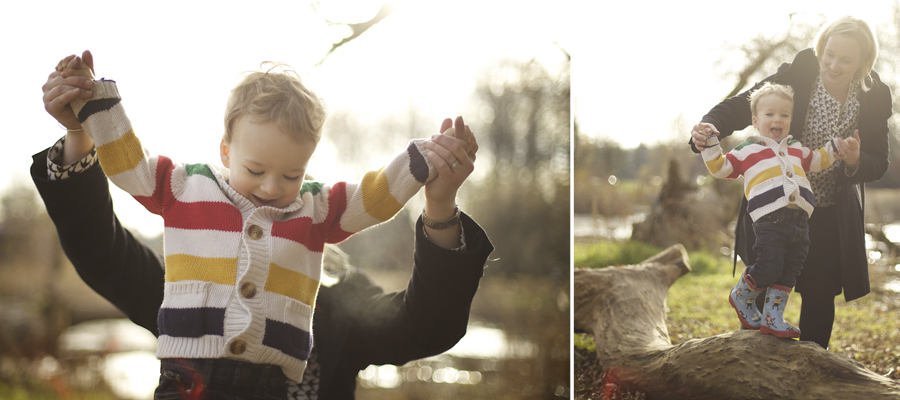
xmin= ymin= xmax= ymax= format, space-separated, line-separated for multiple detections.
xmin=574 ymin=244 xmax=900 ymax=399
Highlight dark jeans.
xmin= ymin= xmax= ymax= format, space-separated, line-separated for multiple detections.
xmin=746 ymin=207 xmax=810 ymax=288
xmin=155 ymin=358 xmax=288 ymax=400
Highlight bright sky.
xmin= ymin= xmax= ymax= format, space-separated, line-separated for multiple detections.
xmin=3 ymin=0 xmax=570 ymax=237
xmin=572 ymin=0 xmax=897 ymax=149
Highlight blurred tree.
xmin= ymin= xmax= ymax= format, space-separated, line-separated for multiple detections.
xmin=468 ymin=57 xmax=570 ymax=276
xmin=715 ymin=10 xmax=900 ymax=188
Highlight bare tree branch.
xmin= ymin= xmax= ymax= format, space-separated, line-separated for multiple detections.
xmin=315 ymin=2 xmax=397 ymax=67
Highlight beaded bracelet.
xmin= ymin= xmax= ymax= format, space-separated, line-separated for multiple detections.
xmin=422 ymin=206 xmax=460 ymax=230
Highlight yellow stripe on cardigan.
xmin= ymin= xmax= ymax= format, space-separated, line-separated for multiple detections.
xmin=360 ymin=167 xmax=404 ymax=222
xmin=264 ymin=263 xmax=319 ymax=306
xmin=164 ymin=254 xmax=238 ymax=286
xmin=814 ymin=148 xmax=830 ymax=171
xmin=96 ymin=129 xmax=145 ymax=176
xmin=792 ymin=164 xmax=807 ymax=178
xmin=745 ymin=166 xmax=783 ymax=198
xmin=704 ymin=154 xmax=727 ymax=176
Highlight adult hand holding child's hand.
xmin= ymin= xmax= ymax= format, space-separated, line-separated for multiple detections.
xmin=835 ymin=129 xmax=862 ymax=166
xmin=423 ymin=116 xmax=477 ymax=206
xmin=43 ymin=50 xmax=95 ymax=130
xmin=43 ymin=50 xmax=97 ymax=165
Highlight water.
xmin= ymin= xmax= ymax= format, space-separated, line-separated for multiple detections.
xmin=58 ymin=319 xmax=158 ymax=399
xmin=357 ymin=325 xmax=536 ymax=389
xmin=573 ymin=213 xmax=645 ymax=239
xmin=52 ymin=319 xmax=533 ymax=396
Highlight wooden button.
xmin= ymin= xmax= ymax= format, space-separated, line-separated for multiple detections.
xmin=248 ymin=225 xmax=263 ymax=240
xmin=789 ymin=195 xmax=796 ymax=202
xmin=786 ymin=172 xmax=793 ymax=178
xmin=230 ymin=340 xmax=247 ymax=355
xmin=240 ymin=282 xmax=257 ymax=299
xmin=779 ymin=151 xmax=785 ymax=157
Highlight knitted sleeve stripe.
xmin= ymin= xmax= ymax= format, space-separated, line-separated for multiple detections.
xmin=95 ymin=129 xmax=144 ymax=176
xmin=787 ymin=141 xmax=836 ymax=173
xmin=360 ymin=166 xmax=406 ymax=221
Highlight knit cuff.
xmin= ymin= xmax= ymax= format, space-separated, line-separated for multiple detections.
xmin=69 ymin=79 xmax=120 ymax=120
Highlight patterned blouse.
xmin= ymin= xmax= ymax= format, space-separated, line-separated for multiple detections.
xmin=800 ymin=75 xmax=861 ymax=207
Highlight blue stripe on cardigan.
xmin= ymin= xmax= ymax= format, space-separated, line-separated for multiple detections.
xmin=262 ymin=319 xmax=311 ymax=361
xmin=158 ymin=307 xmax=226 ymax=337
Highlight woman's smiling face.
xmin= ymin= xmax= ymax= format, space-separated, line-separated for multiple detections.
xmin=819 ymin=33 xmax=862 ymax=92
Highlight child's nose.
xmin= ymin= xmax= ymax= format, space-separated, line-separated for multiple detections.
xmin=261 ymin=179 xmax=280 ymax=195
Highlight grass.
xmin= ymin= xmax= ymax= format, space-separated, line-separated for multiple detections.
xmin=574 ymin=240 xmax=900 ymax=399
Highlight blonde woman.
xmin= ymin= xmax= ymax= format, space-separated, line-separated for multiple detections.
xmin=690 ymin=16 xmax=891 ymax=349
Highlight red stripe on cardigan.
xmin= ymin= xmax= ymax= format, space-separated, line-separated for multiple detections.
xmin=723 ymin=153 xmax=743 ymax=179
xmin=737 ymin=147 xmax=777 ymax=175
xmin=133 ymin=155 xmax=176 ymax=215
xmin=787 ymin=147 xmax=812 ymax=171
xmin=271 ymin=182 xmax=353 ymax=251
xmin=163 ymin=201 xmax=244 ymax=231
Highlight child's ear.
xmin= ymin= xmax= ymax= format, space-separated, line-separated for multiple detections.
xmin=220 ymin=140 xmax=231 ymax=168
xmin=751 ymin=115 xmax=758 ymax=130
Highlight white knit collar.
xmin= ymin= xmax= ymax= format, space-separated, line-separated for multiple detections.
xmin=746 ymin=134 xmax=794 ymax=148
xmin=206 ymin=163 xmax=305 ymax=214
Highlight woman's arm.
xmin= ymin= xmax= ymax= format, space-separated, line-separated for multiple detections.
xmin=838 ymin=75 xmax=892 ymax=184
xmin=331 ymin=212 xmax=493 ymax=368
xmin=30 ymin=147 xmax=165 ymax=335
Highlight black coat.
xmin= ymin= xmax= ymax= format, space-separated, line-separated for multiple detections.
xmin=30 ymin=148 xmax=494 ymax=399
xmin=692 ymin=48 xmax=892 ymax=301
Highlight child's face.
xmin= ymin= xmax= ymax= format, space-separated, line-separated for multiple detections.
xmin=752 ymin=94 xmax=793 ymax=142
xmin=220 ymin=117 xmax=316 ymax=209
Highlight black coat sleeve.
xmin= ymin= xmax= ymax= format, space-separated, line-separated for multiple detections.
xmin=690 ymin=49 xmax=820 ymax=153
xmin=338 ymin=213 xmax=492 ymax=366
xmin=838 ymin=72 xmax=892 ymax=185
xmin=30 ymin=148 xmax=165 ymax=335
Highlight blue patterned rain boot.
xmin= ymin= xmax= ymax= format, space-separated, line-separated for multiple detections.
xmin=760 ymin=284 xmax=801 ymax=339
xmin=728 ymin=273 xmax=763 ymax=330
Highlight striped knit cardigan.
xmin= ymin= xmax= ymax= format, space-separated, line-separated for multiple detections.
xmin=70 ymin=79 xmax=436 ymax=382
xmin=701 ymin=134 xmax=837 ymax=222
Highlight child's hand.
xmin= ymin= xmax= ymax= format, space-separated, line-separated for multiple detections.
xmin=691 ymin=122 xmax=719 ymax=148
xmin=836 ymin=130 xmax=861 ymax=166
xmin=43 ymin=50 xmax=95 ymax=130
xmin=423 ymin=116 xmax=476 ymax=204
xmin=438 ymin=117 xmax=478 ymax=160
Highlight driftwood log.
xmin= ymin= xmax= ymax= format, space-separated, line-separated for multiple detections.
xmin=574 ymin=244 xmax=900 ymax=399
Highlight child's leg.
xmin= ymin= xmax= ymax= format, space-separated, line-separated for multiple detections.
xmin=760 ymin=285 xmax=801 ymax=338
xmin=728 ymin=271 xmax=764 ymax=329
xmin=760 ymin=211 xmax=808 ymax=339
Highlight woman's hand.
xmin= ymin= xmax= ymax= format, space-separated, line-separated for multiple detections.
xmin=43 ymin=51 xmax=95 ymax=130
xmin=835 ymin=129 xmax=862 ymax=166
xmin=422 ymin=116 xmax=476 ymax=208
xmin=43 ymin=50 xmax=97 ymax=165
xmin=420 ymin=116 xmax=477 ymax=249
xmin=691 ymin=122 xmax=719 ymax=149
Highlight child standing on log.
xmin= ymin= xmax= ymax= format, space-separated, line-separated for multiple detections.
xmin=698 ymin=83 xmax=860 ymax=338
